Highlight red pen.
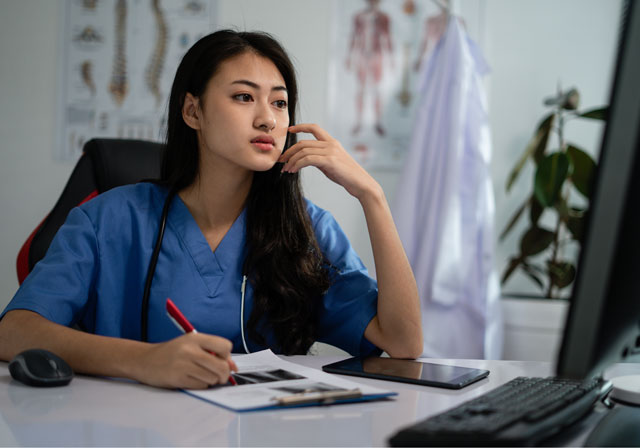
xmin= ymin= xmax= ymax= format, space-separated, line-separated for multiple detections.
xmin=166 ymin=298 xmax=237 ymax=386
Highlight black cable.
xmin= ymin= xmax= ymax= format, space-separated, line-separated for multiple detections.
xmin=141 ymin=189 xmax=176 ymax=342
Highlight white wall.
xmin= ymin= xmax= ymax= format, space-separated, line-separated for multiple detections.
xmin=0 ymin=0 xmax=624 ymax=327
xmin=0 ymin=0 xmax=73 ymax=309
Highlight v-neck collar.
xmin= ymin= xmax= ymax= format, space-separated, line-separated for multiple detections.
xmin=168 ymin=194 xmax=247 ymax=297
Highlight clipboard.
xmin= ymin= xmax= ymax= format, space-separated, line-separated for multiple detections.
xmin=183 ymin=350 xmax=396 ymax=412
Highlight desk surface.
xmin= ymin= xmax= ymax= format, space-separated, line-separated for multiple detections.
xmin=0 ymin=356 xmax=638 ymax=447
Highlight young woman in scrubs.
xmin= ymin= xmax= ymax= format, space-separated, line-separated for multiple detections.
xmin=0 ymin=30 xmax=422 ymax=389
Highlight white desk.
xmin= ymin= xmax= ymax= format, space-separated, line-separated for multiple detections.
xmin=1 ymin=356 xmax=638 ymax=447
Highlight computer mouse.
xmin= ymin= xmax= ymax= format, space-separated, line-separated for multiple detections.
xmin=9 ymin=348 xmax=74 ymax=387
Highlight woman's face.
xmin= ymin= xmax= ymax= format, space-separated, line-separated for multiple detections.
xmin=184 ymin=51 xmax=290 ymax=174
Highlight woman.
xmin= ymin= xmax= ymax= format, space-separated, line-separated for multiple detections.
xmin=0 ymin=30 xmax=422 ymax=389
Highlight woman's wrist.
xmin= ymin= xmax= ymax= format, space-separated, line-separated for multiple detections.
xmin=124 ymin=340 xmax=158 ymax=384
xmin=357 ymin=181 xmax=386 ymax=209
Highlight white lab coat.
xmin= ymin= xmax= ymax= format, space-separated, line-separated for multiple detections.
xmin=393 ymin=17 xmax=503 ymax=359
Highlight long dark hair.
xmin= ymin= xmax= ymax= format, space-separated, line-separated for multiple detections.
xmin=161 ymin=30 xmax=331 ymax=354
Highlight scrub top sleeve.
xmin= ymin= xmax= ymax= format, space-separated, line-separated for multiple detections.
xmin=311 ymin=209 xmax=381 ymax=357
xmin=2 ymin=207 xmax=99 ymax=327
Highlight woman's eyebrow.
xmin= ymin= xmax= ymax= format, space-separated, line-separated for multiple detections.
xmin=231 ymin=79 xmax=287 ymax=92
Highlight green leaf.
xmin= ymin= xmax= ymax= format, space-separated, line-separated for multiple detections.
xmin=506 ymin=113 xmax=554 ymax=192
xmin=567 ymin=144 xmax=596 ymax=198
xmin=520 ymin=262 xmax=545 ymax=289
xmin=579 ymin=107 xmax=608 ymax=121
xmin=534 ymin=152 xmax=570 ymax=207
xmin=532 ymin=114 xmax=555 ymax=165
xmin=567 ymin=215 xmax=585 ymax=241
xmin=500 ymin=197 xmax=530 ymax=241
xmin=569 ymin=206 xmax=586 ymax=217
xmin=529 ymin=196 xmax=544 ymax=225
xmin=501 ymin=256 xmax=524 ymax=285
xmin=547 ymin=261 xmax=577 ymax=289
xmin=520 ymin=226 xmax=555 ymax=256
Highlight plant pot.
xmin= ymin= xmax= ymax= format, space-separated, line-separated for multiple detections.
xmin=501 ymin=295 xmax=570 ymax=362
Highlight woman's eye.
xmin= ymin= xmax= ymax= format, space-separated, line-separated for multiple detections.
xmin=273 ymin=100 xmax=287 ymax=109
xmin=234 ymin=93 xmax=253 ymax=102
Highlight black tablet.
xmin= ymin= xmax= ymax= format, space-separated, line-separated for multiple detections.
xmin=322 ymin=356 xmax=489 ymax=389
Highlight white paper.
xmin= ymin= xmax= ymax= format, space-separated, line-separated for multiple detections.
xmin=184 ymin=350 xmax=396 ymax=412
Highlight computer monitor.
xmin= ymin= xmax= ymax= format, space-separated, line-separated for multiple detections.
xmin=555 ymin=0 xmax=640 ymax=403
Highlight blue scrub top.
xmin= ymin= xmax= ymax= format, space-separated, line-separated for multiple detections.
xmin=3 ymin=183 xmax=380 ymax=356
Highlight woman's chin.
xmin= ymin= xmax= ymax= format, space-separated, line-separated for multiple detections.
xmin=250 ymin=158 xmax=280 ymax=172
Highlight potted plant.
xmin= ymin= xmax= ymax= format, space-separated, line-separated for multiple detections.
xmin=499 ymin=87 xmax=607 ymax=360
xmin=500 ymin=87 xmax=607 ymax=298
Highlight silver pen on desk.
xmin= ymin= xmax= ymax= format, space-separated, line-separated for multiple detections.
xmin=273 ymin=388 xmax=362 ymax=406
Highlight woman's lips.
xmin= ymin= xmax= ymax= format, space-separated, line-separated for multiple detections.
xmin=252 ymin=142 xmax=274 ymax=151
xmin=251 ymin=136 xmax=275 ymax=151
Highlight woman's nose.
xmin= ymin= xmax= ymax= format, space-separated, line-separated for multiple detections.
xmin=253 ymin=105 xmax=277 ymax=131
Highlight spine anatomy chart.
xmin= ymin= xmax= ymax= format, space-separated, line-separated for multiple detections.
xmin=146 ymin=0 xmax=168 ymax=108
xmin=109 ymin=0 xmax=128 ymax=106
xmin=58 ymin=0 xmax=212 ymax=161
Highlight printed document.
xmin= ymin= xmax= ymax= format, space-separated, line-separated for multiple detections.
xmin=184 ymin=350 xmax=396 ymax=412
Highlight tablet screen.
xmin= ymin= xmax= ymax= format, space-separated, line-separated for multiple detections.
xmin=323 ymin=356 xmax=489 ymax=389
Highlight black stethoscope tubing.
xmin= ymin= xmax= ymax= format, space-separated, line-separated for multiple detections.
xmin=141 ymin=188 xmax=176 ymax=342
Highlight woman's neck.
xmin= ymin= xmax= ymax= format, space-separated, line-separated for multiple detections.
xmin=178 ymin=162 xmax=253 ymax=232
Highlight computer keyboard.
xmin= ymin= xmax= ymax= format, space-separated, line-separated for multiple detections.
xmin=388 ymin=376 xmax=611 ymax=446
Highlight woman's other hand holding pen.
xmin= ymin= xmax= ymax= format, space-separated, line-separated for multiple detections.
xmin=135 ymin=332 xmax=238 ymax=390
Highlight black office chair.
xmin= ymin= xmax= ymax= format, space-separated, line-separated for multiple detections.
xmin=17 ymin=138 xmax=163 ymax=284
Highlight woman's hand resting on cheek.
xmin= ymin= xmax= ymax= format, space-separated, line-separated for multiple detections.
xmin=280 ymin=124 xmax=382 ymax=201
xmin=279 ymin=123 xmax=423 ymax=358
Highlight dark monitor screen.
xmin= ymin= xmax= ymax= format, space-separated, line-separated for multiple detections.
xmin=556 ymin=0 xmax=640 ymax=380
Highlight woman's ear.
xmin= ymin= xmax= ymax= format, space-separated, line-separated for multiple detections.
xmin=182 ymin=93 xmax=201 ymax=130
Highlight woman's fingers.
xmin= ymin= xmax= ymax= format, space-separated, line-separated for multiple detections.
xmin=282 ymin=123 xmax=379 ymax=200
xmin=280 ymin=122 xmax=342 ymax=173
xmin=190 ymin=333 xmax=236 ymax=381
xmin=199 ymin=332 xmax=233 ymax=360
xmin=281 ymin=124 xmax=347 ymax=175
xmin=140 ymin=332 xmax=235 ymax=389
xmin=188 ymin=356 xmax=229 ymax=386
xmin=282 ymin=146 xmax=331 ymax=173
xmin=288 ymin=123 xmax=333 ymax=142
xmin=281 ymin=140 xmax=329 ymax=171
xmin=279 ymin=139 xmax=324 ymax=163
xmin=200 ymin=333 xmax=238 ymax=372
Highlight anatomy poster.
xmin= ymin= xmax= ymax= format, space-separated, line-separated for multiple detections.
xmin=57 ymin=0 xmax=215 ymax=161
xmin=328 ymin=0 xmax=481 ymax=170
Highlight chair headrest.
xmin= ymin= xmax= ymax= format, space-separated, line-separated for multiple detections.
xmin=84 ymin=138 xmax=164 ymax=192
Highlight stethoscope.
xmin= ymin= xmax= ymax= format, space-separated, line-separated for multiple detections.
xmin=140 ymin=188 xmax=251 ymax=353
